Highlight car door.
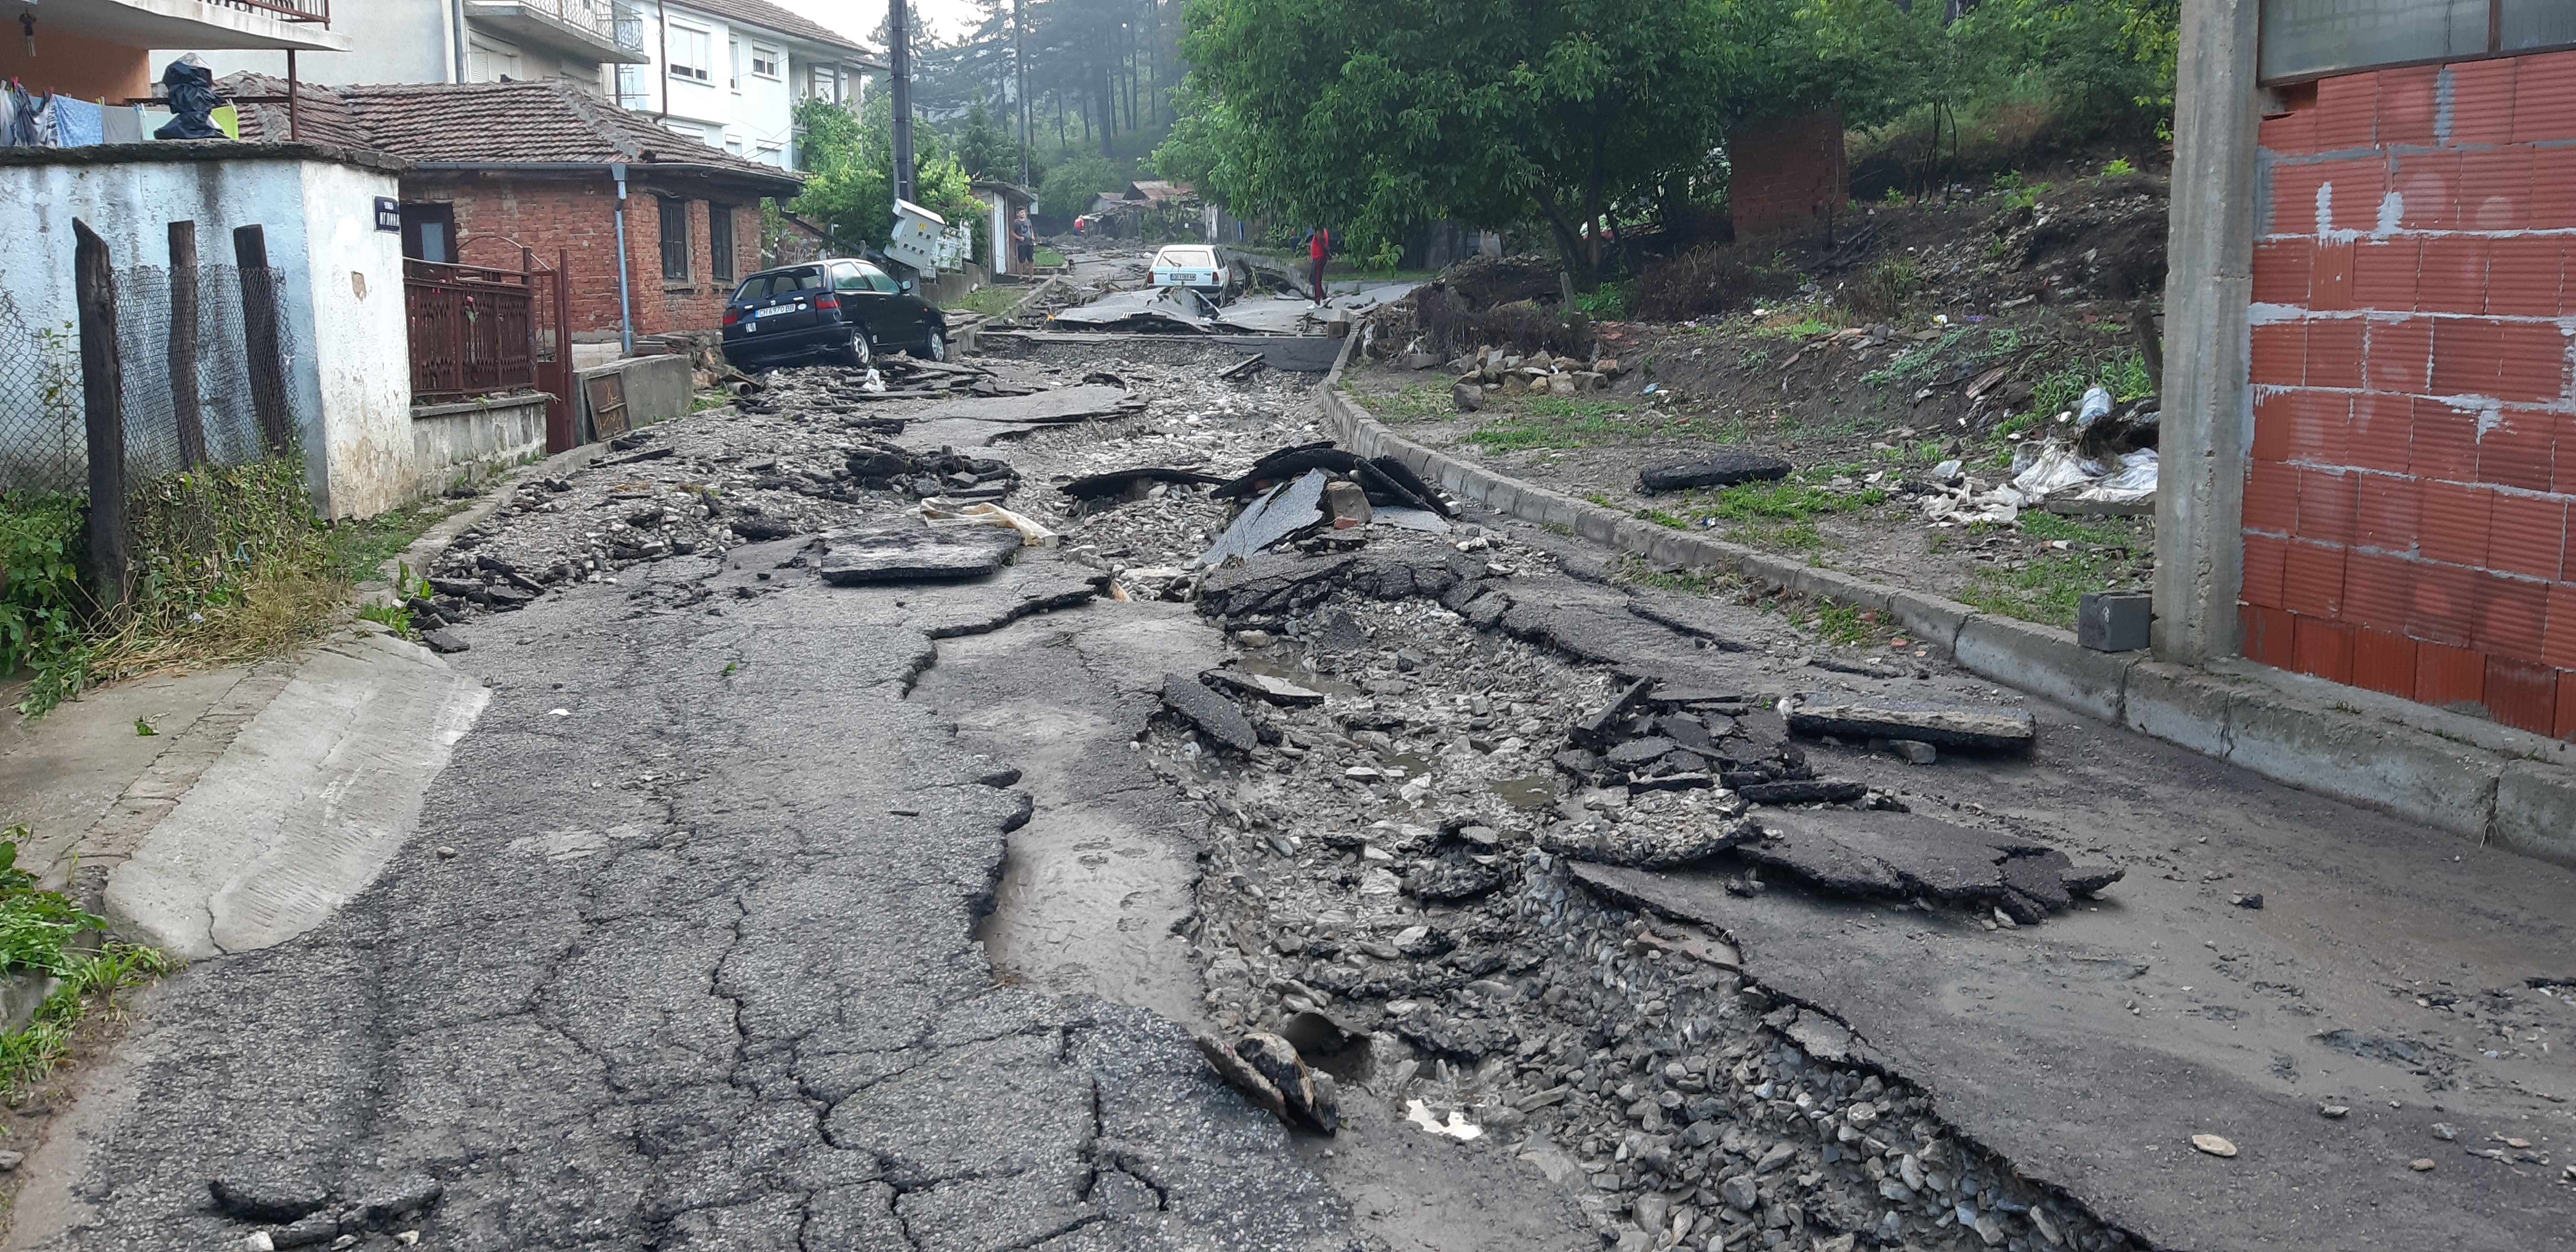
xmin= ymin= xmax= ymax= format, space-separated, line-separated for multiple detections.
xmin=831 ymin=263 xmax=889 ymax=345
xmin=857 ymin=263 xmax=927 ymax=345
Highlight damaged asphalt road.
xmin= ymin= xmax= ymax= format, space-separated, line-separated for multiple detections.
xmin=15 ymin=322 xmax=2576 ymax=1252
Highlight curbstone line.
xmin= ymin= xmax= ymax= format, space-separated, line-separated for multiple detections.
xmin=1319 ymin=377 xmax=2576 ymax=868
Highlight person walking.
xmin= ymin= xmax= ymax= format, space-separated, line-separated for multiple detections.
xmin=1305 ymin=227 xmax=1331 ymax=304
xmin=1011 ymin=211 xmax=1035 ymax=273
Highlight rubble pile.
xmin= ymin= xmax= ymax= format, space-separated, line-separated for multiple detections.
xmin=1144 ymin=588 xmax=2137 ymax=1252
xmin=1448 ymin=346 xmax=1629 ymax=412
xmin=1551 ymin=678 xmax=1877 ymax=808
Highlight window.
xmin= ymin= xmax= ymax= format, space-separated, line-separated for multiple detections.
xmin=833 ymin=264 xmax=869 ymax=294
xmin=668 ymin=24 xmax=712 ymax=82
xmin=751 ymin=46 xmax=780 ymax=78
xmin=857 ymin=263 xmax=900 ymax=293
xmin=399 ymin=203 xmax=457 ymax=263
xmin=734 ymin=268 xmax=825 ymax=300
xmin=2260 ymin=0 xmax=2576 ymax=83
xmin=467 ymin=36 xmax=521 ymax=82
xmin=658 ymin=197 xmax=691 ymax=282
xmin=729 ymin=36 xmax=741 ymax=89
xmin=709 ymin=207 xmax=736 ymax=283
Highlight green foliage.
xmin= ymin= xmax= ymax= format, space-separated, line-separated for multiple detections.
xmin=2101 ymin=156 xmax=2137 ymax=177
xmin=357 ymin=601 xmax=415 ymax=636
xmin=1157 ymin=0 xmax=1771 ymax=278
xmin=792 ymin=96 xmax=987 ymax=262
xmin=1994 ymin=171 xmax=2050 ymax=211
xmin=951 ymin=100 xmax=1016 ymax=182
xmin=1814 ymin=602 xmax=1874 ymax=647
xmin=0 ymin=493 xmax=92 ymax=692
xmin=1458 ymin=397 xmax=1644 ymax=451
xmin=1861 ymin=327 xmax=1972 ymax=388
xmin=1610 ymin=553 xmax=1719 ymax=596
xmin=1038 ymin=153 xmax=1122 ymax=219
xmin=133 ymin=718 xmax=154 ymax=736
xmin=1573 ymin=281 xmax=1635 ymax=320
xmin=1034 ymin=247 xmax=1067 ymax=268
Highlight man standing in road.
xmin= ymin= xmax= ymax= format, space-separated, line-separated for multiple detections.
xmin=1305 ymin=227 xmax=1331 ymax=304
xmin=1012 ymin=211 xmax=1035 ymax=273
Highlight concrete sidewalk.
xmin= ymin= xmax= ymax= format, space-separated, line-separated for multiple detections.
xmin=0 ymin=624 xmax=489 ymax=959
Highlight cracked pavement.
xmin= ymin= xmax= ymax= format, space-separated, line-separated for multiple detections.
xmin=11 ymin=552 xmax=1372 ymax=1251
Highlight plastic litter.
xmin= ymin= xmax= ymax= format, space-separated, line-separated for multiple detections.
xmin=860 ymin=367 xmax=886 ymax=395
xmin=916 ymin=500 xmax=1059 ymax=546
xmin=1403 ymin=1099 xmax=1483 ymax=1141
xmin=2076 ymin=385 xmax=2113 ymax=426
xmin=2009 ymin=441 xmax=2105 ymax=500
xmin=2073 ymin=449 xmax=2158 ymax=504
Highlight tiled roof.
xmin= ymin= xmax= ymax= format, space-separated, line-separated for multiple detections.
xmin=666 ymin=0 xmax=879 ymax=60
xmin=220 ymin=74 xmax=800 ymax=190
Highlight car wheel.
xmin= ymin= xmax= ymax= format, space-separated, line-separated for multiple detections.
xmin=917 ymin=326 xmax=948 ymax=363
xmin=840 ymin=331 xmax=873 ymax=369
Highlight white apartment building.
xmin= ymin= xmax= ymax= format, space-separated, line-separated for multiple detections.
xmin=159 ymin=0 xmax=873 ymax=170
xmin=609 ymin=0 xmax=874 ymax=170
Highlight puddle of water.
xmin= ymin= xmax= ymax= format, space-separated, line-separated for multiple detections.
xmin=1490 ymin=774 xmax=1558 ymax=810
xmin=1234 ymin=650 xmax=1364 ymax=697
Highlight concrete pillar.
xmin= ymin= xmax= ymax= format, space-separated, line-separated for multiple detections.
xmin=2153 ymin=0 xmax=2262 ymax=665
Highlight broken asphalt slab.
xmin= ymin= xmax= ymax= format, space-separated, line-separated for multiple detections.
xmin=906 ymin=383 xmax=1144 ymax=427
xmin=1783 ymin=696 xmax=2037 ymax=752
xmin=815 ymin=520 xmax=1023 ymax=585
xmin=1638 ymin=449 xmax=1793 ymax=494
xmin=1160 ymin=672 xmax=1258 ymax=753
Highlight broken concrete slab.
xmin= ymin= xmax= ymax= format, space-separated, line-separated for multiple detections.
xmin=1161 ymin=672 xmax=1258 ymax=752
xmin=1783 ymin=696 xmax=2037 ymax=752
xmin=1539 ymin=814 xmax=1756 ymax=870
xmin=1638 ymin=450 xmax=1793 ymax=494
xmin=1201 ymin=668 xmax=1326 ymax=707
xmin=906 ymin=384 xmax=1144 ymax=427
xmin=1734 ymin=779 xmax=1868 ymax=806
xmin=815 ymin=521 xmax=1021 ymax=585
xmin=1057 ymin=466 xmax=1230 ymax=501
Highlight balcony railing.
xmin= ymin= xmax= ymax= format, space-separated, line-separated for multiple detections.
xmin=480 ymin=0 xmax=630 ymax=48
xmin=211 ymin=0 xmax=329 ymax=23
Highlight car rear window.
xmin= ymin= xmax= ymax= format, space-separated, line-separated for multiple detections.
xmin=1157 ymin=248 xmax=1216 ymax=268
xmin=735 ymin=268 xmax=825 ymax=301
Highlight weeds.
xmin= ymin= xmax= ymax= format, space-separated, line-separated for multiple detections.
xmin=1459 ymin=397 xmax=1647 ymax=452
xmin=1861 ymin=328 xmax=1972 ymax=388
xmin=0 ymin=828 xmax=173 ymax=1096
xmin=1957 ymin=513 xmax=2142 ymax=628
xmin=1370 ymin=382 xmax=1463 ymax=424
xmin=1815 ymin=603 xmax=1875 ymax=647
xmin=1610 ymin=553 xmax=1718 ymax=596
xmin=356 ymin=601 xmax=416 ymax=636
xmin=1995 ymin=171 xmax=2050 ymax=211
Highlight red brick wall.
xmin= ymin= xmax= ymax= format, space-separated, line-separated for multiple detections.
xmin=2244 ymin=50 xmax=2576 ymax=736
xmin=1731 ymin=111 xmax=1847 ymax=239
xmin=415 ymin=174 xmax=764 ymax=338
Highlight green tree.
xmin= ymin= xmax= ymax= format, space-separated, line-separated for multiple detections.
xmin=1156 ymin=0 xmax=1774 ymax=284
xmin=792 ymin=96 xmax=991 ymax=264
xmin=1037 ymin=153 xmax=1121 ymax=219
xmin=952 ymin=100 xmax=1017 ymax=182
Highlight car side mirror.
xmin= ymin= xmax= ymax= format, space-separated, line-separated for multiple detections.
xmin=901 ymin=280 xmax=915 ymax=293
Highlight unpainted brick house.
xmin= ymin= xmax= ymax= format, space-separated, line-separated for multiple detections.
xmin=2231 ymin=14 xmax=2576 ymax=735
xmin=231 ymin=76 xmax=800 ymax=343
xmin=1728 ymin=110 xmax=1850 ymax=241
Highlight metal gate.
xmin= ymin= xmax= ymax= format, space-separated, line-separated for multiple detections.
xmin=403 ymin=248 xmax=577 ymax=451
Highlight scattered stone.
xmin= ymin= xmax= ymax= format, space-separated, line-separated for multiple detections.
xmin=1889 ymin=738 xmax=1937 ymax=765
xmin=2319 ymin=1103 xmax=2350 ymax=1118
xmin=1161 ymin=673 xmax=1258 ymax=753
xmin=1320 ymin=480 xmax=1374 ymax=528
xmin=1451 ymin=381 xmax=1484 ymax=412
xmin=1784 ymin=697 xmax=2036 ymax=752
xmin=2432 ymin=1123 xmax=2458 ymax=1141
xmin=1194 ymin=1033 xmax=1288 ymax=1122
xmin=2190 ymin=1134 xmax=2238 ymax=1158
xmin=0 ymin=1151 xmax=20 ymax=1171
xmin=1640 ymin=449 xmax=1792 ymax=494
xmin=210 ymin=1174 xmax=332 ymax=1223
xmin=435 ymin=846 xmax=458 ymax=859
xmin=1404 ymin=852 xmax=1513 ymax=903
xmin=1056 ymin=465 xmax=1226 ymax=501
xmin=2411 ymin=1158 xmax=2437 ymax=1171
xmin=244 ymin=1236 xmax=276 ymax=1252
xmin=1540 ymin=815 xmax=1757 ymax=870
xmin=2231 ymin=892 xmax=2265 ymax=909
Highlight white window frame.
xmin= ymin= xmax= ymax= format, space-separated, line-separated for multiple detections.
xmin=668 ymin=23 xmax=713 ymax=83
xmin=467 ymin=35 xmax=522 ymax=83
xmin=728 ymin=35 xmax=741 ymax=90
xmin=750 ymin=45 xmax=781 ymax=79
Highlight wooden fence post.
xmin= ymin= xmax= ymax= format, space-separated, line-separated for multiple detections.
xmin=168 ymin=220 xmax=207 ymax=467
xmin=232 ymin=224 xmax=293 ymax=453
xmin=72 ymin=219 xmax=127 ymax=609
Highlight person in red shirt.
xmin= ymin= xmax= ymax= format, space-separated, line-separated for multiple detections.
xmin=1305 ymin=227 xmax=1331 ymax=304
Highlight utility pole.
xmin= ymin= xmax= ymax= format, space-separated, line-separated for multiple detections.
xmin=1014 ymin=0 xmax=1029 ymax=186
xmin=889 ymin=0 xmax=914 ymax=205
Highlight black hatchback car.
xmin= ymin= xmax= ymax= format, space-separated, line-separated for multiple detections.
xmin=719 ymin=258 xmax=950 ymax=371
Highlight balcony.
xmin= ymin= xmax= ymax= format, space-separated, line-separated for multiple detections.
xmin=465 ymin=0 xmax=648 ymax=65
xmin=45 ymin=0 xmax=348 ymax=50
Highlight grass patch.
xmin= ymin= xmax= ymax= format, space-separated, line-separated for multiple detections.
xmin=1956 ymin=513 xmax=2143 ymax=629
xmin=1367 ymin=382 xmax=1463 ymax=424
xmin=0 ymin=827 xmax=172 ymax=1096
xmin=1457 ymin=395 xmax=1647 ymax=452
xmin=1035 ymin=247 xmax=1067 ymax=268
xmin=949 ymin=285 xmax=1027 ymax=317
xmin=1636 ymin=472 xmax=1888 ymax=554
xmin=1861 ymin=327 xmax=1973 ymax=389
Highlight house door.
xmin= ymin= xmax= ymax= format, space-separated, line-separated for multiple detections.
xmin=400 ymin=204 xmax=458 ymax=264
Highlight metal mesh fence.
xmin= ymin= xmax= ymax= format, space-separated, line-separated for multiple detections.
xmin=0 ymin=263 xmax=298 ymax=500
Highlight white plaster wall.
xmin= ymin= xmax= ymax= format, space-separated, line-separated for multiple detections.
xmin=297 ymin=160 xmax=416 ymax=516
xmin=150 ymin=0 xmax=453 ymax=86
xmin=3 ymin=154 xmax=411 ymax=517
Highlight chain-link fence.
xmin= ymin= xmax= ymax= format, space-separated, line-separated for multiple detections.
xmin=0 ymin=262 xmax=297 ymax=500
xmin=1 ymin=256 xmax=305 ymax=607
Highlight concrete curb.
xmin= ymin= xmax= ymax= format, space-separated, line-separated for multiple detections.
xmin=1318 ymin=376 xmax=2576 ymax=869
xmin=956 ymin=276 xmax=1067 ymax=355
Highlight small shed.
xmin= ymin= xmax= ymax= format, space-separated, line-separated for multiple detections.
xmin=972 ymin=180 xmax=1038 ymax=275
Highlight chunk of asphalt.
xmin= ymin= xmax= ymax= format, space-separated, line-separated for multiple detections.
xmin=1603 ymin=735 xmax=1678 ymax=767
xmin=1571 ymin=678 xmax=1654 ymax=747
xmin=209 ymin=1173 xmax=333 ymax=1223
xmin=815 ymin=521 xmax=1020 ymax=585
xmin=418 ymin=629 xmax=469 ymax=655
xmin=1639 ymin=449 xmax=1793 ymax=493
xmin=1783 ymin=697 xmax=2036 ymax=752
xmin=1196 ymin=470 xmax=1328 ymax=567
xmin=1056 ymin=465 xmax=1229 ymax=500
xmin=1735 ymin=779 xmax=1868 ymax=805
xmin=1161 ymin=672 xmax=1258 ymax=753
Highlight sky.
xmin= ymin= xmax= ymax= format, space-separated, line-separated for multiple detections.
xmin=770 ymin=0 xmax=994 ymax=50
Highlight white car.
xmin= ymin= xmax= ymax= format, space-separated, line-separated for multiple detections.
xmin=1148 ymin=245 xmax=1239 ymax=298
